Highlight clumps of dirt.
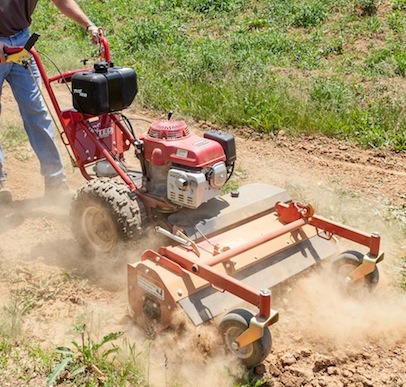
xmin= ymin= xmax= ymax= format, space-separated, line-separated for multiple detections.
xmin=260 ymin=343 xmax=405 ymax=386
xmin=256 ymin=268 xmax=406 ymax=386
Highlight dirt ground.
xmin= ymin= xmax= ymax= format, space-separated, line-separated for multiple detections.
xmin=0 ymin=82 xmax=405 ymax=386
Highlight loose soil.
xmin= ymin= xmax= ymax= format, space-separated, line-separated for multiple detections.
xmin=0 ymin=82 xmax=405 ymax=386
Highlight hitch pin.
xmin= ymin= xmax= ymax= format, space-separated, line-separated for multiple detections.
xmin=155 ymin=226 xmax=200 ymax=257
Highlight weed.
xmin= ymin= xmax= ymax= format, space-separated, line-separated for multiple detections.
xmin=222 ymin=177 xmax=240 ymax=194
xmin=47 ymin=323 xmax=143 ymax=386
xmin=236 ymin=367 xmax=270 ymax=386
xmin=0 ymin=296 xmax=33 ymax=339
xmin=292 ymin=1 xmax=328 ymax=28
xmin=390 ymin=0 xmax=406 ymax=10
xmin=0 ymin=337 xmax=12 ymax=368
xmin=184 ymin=0 xmax=244 ymax=14
xmin=387 ymin=11 xmax=405 ymax=33
xmin=356 ymin=0 xmax=377 ymax=16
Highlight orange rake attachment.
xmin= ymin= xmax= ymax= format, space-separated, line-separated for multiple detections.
xmin=128 ymin=184 xmax=384 ymax=367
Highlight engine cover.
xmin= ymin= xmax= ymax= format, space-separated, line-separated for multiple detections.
xmin=140 ymin=119 xmax=234 ymax=209
xmin=140 ymin=121 xmax=226 ymax=169
xmin=167 ymin=162 xmax=226 ymax=209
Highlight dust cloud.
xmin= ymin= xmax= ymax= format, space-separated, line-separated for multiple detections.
xmin=126 ymin=310 xmax=244 ymax=387
xmin=267 ymin=177 xmax=406 ymax=353
xmin=272 ymin=266 xmax=406 ymax=352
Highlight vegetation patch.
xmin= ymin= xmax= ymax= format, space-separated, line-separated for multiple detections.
xmin=30 ymin=0 xmax=405 ymax=151
xmin=47 ymin=324 xmax=144 ymax=386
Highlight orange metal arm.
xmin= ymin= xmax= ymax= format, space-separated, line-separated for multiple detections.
xmin=276 ymin=202 xmax=381 ymax=256
xmin=148 ymin=247 xmax=272 ymax=318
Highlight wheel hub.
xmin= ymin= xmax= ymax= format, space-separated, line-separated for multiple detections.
xmin=82 ymin=204 xmax=117 ymax=252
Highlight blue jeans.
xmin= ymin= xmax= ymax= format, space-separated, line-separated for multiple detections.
xmin=0 ymin=28 xmax=65 ymax=186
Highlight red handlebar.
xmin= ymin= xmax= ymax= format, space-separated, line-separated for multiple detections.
xmin=98 ymin=35 xmax=111 ymax=62
xmin=4 ymin=33 xmax=111 ymax=63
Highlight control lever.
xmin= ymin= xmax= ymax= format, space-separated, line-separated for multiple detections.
xmin=23 ymin=33 xmax=40 ymax=51
xmin=5 ymin=33 xmax=40 ymax=65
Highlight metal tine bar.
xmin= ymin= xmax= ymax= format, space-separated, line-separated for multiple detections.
xmin=201 ymin=218 xmax=306 ymax=267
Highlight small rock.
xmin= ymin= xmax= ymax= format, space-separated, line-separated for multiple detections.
xmin=281 ymin=353 xmax=297 ymax=366
xmin=342 ymin=369 xmax=353 ymax=378
xmin=327 ymin=366 xmax=338 ymax=375
xmin=301 ymin=348 xmax=313 ymax=357
xmin=313 ymin=354 xmax=336 ymax=372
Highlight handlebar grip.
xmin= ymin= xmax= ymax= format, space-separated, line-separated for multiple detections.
xmin=24 ymin=33 xmax=40 ymax=51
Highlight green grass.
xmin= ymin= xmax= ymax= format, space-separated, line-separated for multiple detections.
xmin=0 ymin=125 xmax=28 ymax=150
xmin=235 ymin=368 xmax=270 ymax=386
xmin=30 ymin=0 xmax=405 ymax=151
xmin=0 ymin=335 xmax=55 ymax=384
xmin=0 ymin=267 xmax=146 ymax=385
xmin=0 ymin=328 xmax=145 ymax=386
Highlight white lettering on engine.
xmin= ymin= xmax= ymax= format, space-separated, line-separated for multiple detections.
xmin=73 ymin=88 xmax=88 ymax=98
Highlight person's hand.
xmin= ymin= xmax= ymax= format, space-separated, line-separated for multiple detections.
xmin=87 ymin=25 xmax=101 ymax=45
xmin=0 ymin=41 xmax=10 ymax=64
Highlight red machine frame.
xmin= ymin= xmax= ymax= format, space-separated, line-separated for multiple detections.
xmin=5 ymin=33 xmax=180 ymax=213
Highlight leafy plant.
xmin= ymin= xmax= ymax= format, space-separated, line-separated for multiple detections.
xmin=356 ymin=0 xmax=377 ymax=16
xmin=222 ymin=177 xmax=240 ymax=194
xmin=292 ymin=1 xmax=328 ymax=28
xmin=0 ymin=296 xmax=34 ymax=339
xmin=47 ymin=323 xmax=124 ymax=386
xmin=236 ymin=368 xmax=270 ymax=387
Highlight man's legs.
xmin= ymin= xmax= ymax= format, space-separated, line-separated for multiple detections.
xmin=0 ymin=45 xmax=12 ymax=203
xmin=5 ymin=29 xmax=66 ymax=189
xmin=0 ymin=142 xmax=12 ymax=203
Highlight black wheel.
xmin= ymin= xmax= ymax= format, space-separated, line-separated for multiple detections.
xmin=219 ymin=308 xmax=272 ymax=368
xmin=71 ymin=178 xmax=147 ymax=253
xmin=332 ymin=250 xmax=379 ymax=290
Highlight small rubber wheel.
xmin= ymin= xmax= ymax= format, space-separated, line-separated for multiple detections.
xmin=219 ymin=308 xmax=272 ymax=368
xmin=332 ymin=250 xmax=379 ymax=290
xmin=71 ymin=178 xmax=146 ymax=253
